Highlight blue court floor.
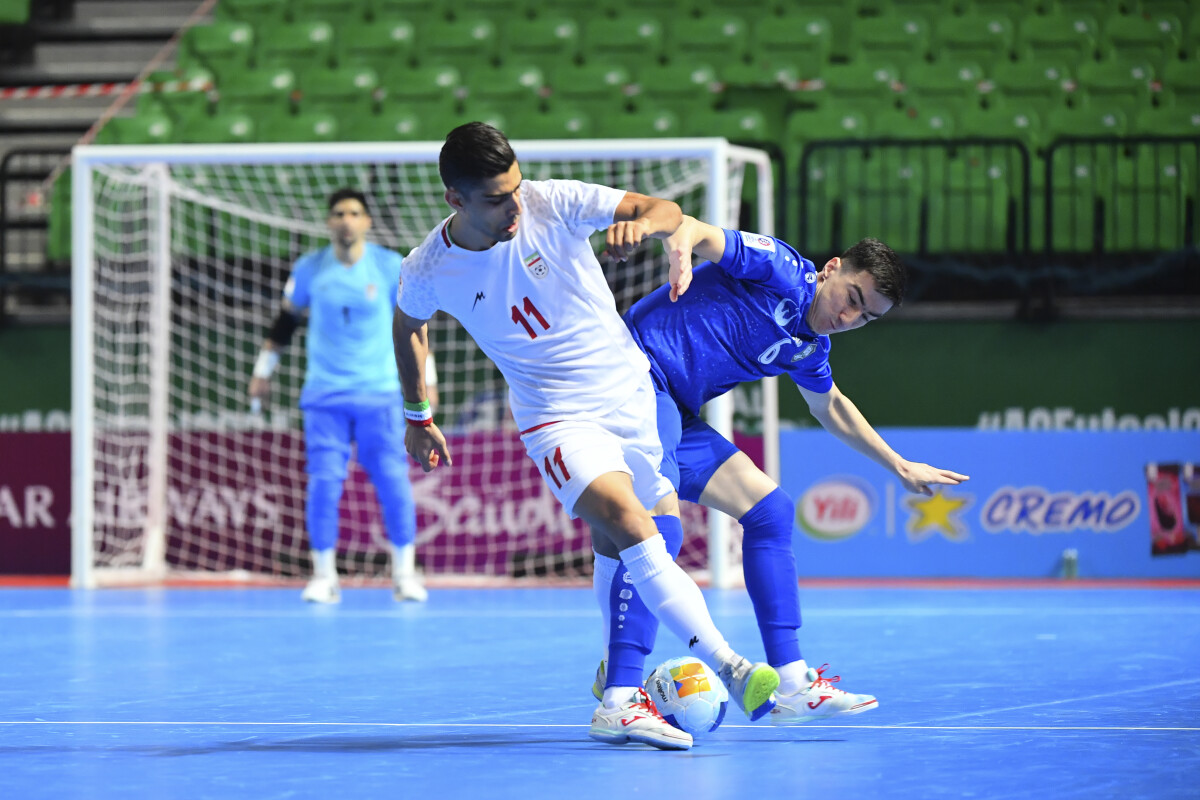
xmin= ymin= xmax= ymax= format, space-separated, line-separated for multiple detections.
xmin=1 ymin=584 xmax=1197 ymax=800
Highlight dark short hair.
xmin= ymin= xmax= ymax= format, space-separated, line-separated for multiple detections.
xmin=839 ymin=237 xmax=907 ymax=306
xmin=439 ymin=122 xmax=517 ymax=191
xmin=327 ymin=187 xmax=370 ymax=214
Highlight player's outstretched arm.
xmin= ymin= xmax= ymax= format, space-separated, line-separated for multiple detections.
xmin=604 ymin=191 xmax=682 ymax=262
xmin=799 ymin=383 xmax=968 ymax=496
xmin=393 ymin=307 xmax=452 ymax=471
xmin=661 ymin=215 xmax=726 ymax=301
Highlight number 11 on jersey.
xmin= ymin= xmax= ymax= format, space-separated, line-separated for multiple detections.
xmin=543 ymin=446 xmax=571 ymax=489
xmin=511 ymin=296 xmax=550 ymax=339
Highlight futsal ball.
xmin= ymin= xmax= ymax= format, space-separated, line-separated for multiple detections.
xmin=644 ymin=656 xmax=729 ymax=737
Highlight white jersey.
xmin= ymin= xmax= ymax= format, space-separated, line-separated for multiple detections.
xmin=398 ymin=179 xmax=651 ymax=432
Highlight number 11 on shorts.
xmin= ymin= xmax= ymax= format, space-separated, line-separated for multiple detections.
xmin=543 ymin=447 xmax=571 ymax=489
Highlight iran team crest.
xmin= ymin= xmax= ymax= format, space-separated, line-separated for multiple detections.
xmin=365 ymin=283 xmax=377 ymax=300
xmin=523 ymin=251 xmax=548 ymax=278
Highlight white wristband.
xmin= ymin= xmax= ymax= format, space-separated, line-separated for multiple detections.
xmin=253 ymin=349 xmax=280 ymax=379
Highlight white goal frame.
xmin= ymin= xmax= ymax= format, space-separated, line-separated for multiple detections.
xmin=71 ymin=138 xmax=777 ymax=590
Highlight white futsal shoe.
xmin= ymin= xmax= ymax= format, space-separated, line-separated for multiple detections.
xmin=301 ymin=576 xmax=341 ymax=604
xmin=392 ymin=574 xmax=428 ymax=602
xmin=769 ymin=664 xmax=878 ymax=724
xmin=588 ymin=688 xmax=693 ymax=751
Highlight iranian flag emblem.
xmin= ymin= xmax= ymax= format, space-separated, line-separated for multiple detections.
xmin=523 ymin=251 xmax=548 ymax=278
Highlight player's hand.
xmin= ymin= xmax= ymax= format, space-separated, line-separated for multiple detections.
xmin=896 ymin=461 xmax=970 ymax=496
xmin=664 ymin=233 xmax=694 ymax=302
xmin=604 ymin=220 xmax=651 ymax=262
xmin=405 ymin=422 xmax=453 ymax=473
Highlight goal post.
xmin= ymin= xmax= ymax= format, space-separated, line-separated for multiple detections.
xmin=70 ymin=138 xmax=776 ymax=590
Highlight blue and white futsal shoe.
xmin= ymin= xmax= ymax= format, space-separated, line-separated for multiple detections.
xmin=769 ymin=664 xmax=878 ymax=724
xmin=717 ymin=656 xmax=780 ymax=722
xmin=588 ymin=687 xmax=693 ymax=751
xmin=301 ymin=576 xmax=341 ymax=604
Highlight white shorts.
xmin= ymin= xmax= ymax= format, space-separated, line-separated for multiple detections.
xmin=520 ymin=376 xmax=674 ymax=519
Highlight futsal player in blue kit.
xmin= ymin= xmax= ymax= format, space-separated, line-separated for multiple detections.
xmin=592 ymin=214 xmax=969 ymax=722
xmin=248 ymin=188 xmax=429 ymax=605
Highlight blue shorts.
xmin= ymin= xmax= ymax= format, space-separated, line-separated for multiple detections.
xmin=302 ymin=392 xmax=404 ymax=479
xmin=654 ymin=379 xmax=739 ymax=505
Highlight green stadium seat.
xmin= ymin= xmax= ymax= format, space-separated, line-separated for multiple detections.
xmin=1073 ymin=56 xmax=1155 ymax=115
xmin=461 ymin=62 xmax=544 ymax=116
xmin=1110 ymin=148 xmax=1189 ymax=250
xmin=680 ymin=107 xmax=771 ymax=144
xmin=93 ymin=113 xmax=174 ymax=145
xmin=749 ymin=13 xmax=832 ymax=81
xmin=1132 ymin=104 xmax=1200 ymax=136
xmin=1014 ymin=9 xmax=1100 ymax=63
xmin=592 ymin=107 xmax=681 ymax=138
xmin=215 ymin=0 xmax=288 ymax=25
xmin=376 ymin=63 xmax=461 ymax=117
xmin=791 ymin=138 xmax=875 ymax=254
xmin=299 ymin=65 xmax=379 ymax=115
xmin=1041 ymin=0 xmax=1122 ymax=20
xmin=1159 ymin=59 xmax=1200 ymax=108
xmin=454 ymin=102 xmax=509 ymax=133
xmin=634 ymin=62 xmax=722 ymax=118
xmin=1103 ymin=12 xmax=1182 ymax=69
xmin=256 ymin=21 xmax=335 ymax=75
xmin=957 ymin=103 xmax=1043 ymax=150
xmin=810 ymin=61 xmax=903 ymax=109
xmin=1138 ymin=0 xmax=1192 ymax=26
xmin=933 ymin=13 xmax=1016 ymax=68
xmin=416 ymin=16 xmax=498 ymax=68
xmin=852 ymin=14 xmax=932 ymax=63
xmin=1045 ymin=104 xmax=1128 ymax=139
xmin=337 ymin=18 xmax=416 ymax=72
xmin=216 ymin=66 xmax=297 ymax=115
xmin=582 ymin=16 xmax=664 ymax=73
xmin=0 ymin=0 xmax=31 ymax=24
xmin=177 ymin=21 xmax=253 ymax=80
xmin=508 ymin=106 xmax=594 ymax=139
xmin=256 ymin=109 xmax=340 ymax=142
xmin=963 ymin=0 xmax=1038 ymax=15
xmin=987 ymin=58 xmax=1073 ymax=119
xmin=876 ymin=105 xmax=958 ymax=139
xmin=501 ymin=17 xmax=580 ymax=72
xmin=669 ymin=14 xmax=750 ymax=64
xmin=902 ymin=60 xmax=986 ymax=105
xmin=545 ymin=62 xmax=630 ymax=110
xmin=718 ymin=58 xmax=805 ymax=88
xmin=343 ymin=109 xmax=425 ymax=141
xmin=176 ymin=111 xmax=256 ymax=143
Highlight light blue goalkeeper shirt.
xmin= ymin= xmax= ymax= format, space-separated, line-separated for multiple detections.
xmin=284 ymin=242 xmax=402 ymax=408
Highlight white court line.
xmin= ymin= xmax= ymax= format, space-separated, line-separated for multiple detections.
xmin=901 ymin=677 xmax=1200 ymax=726
xmin=0 ymin=721 xmax=1195 ymax=732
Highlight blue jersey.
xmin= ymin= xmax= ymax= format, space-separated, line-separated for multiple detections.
xmin=284 ymin=242 xmax=403 ymax=406
xmin=624 ymin=229 xmax=833 ymax=415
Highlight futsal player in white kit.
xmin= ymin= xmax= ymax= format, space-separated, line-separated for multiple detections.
xmin=393 ymin=122 xmax=777 ymax=751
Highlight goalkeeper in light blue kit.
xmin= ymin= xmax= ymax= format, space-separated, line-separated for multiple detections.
xmin=248 ymin=188 xmax=430 ymax=604
xmin=593 ymin=216 xmax=969 ymax=722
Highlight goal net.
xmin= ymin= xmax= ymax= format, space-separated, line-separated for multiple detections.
xmin=70 ymin=139 xmax=776 ymax=589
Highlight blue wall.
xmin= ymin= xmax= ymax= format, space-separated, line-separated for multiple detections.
xmin=781 ymin=429 xmax=1200 ymax=578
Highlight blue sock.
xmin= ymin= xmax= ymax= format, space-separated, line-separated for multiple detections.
xmin=306 ymin=475 xmax=344 ymax=552
xmin=605 ymin=515 xmax=684 ymax=689
xmin=740 ymin=488 xmax=803 ymax=666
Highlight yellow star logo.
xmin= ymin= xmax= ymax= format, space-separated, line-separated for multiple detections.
xmin=904 ymin=490 xmax=972 ymax=543
xmin=671 ymin=661 xmax=711 ymax=697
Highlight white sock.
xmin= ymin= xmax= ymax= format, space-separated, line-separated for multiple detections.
xmin=312 ymin=548 xmax=337 ymax=581
xmin=391 ymin=542 xmax=417 ymax=581
xmin=776 ymin=660 xmax=811 ymax=694
xmin=619 ymin=535 xmax=730 ymax=668
xmin=592 ymin=552 xmax=619 ymax=662
xmin=602 ymin=685 xmax=639 ymax=709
